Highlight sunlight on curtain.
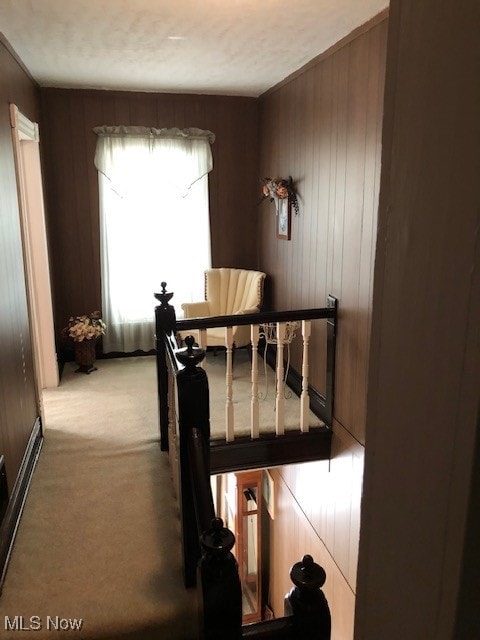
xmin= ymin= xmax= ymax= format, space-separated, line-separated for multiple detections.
xmin=94 ymin=127 xmax=214 ymax=353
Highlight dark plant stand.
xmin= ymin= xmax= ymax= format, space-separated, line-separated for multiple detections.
xmin=75 ymin=363 xmax=98 ymax=375
xmin=73 ymin=339 xmax=98 ymax=374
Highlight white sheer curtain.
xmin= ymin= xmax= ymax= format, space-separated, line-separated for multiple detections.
xmin=94 ymin=126 xmax=214 ymax=353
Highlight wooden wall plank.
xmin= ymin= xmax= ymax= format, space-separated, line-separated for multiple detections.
xmin=258 ymin=20 xmax=387 ymax=446
xmin=257 ymin=19 xmax=388 ymax=639
xmin=0 ymin=40 xmax=40 ymax=492
xmin=268 ymin=464 xmax=357 ymax=640
xmin=337 ymin=35 xmax=370 ymax=432
xmin=356 ymin=0 xmax=480 ymax=636
xmin=354 ymin=23 xmax=385 ymax=436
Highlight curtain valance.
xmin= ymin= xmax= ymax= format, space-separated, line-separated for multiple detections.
xmin=93 ymin=126 xmax=215 ymax=196
xmin=93 ymin=126 xmax=215 ymax=144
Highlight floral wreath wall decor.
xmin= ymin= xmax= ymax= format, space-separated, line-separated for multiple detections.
xmin=260 ymin=176 xmax=299 ymax=241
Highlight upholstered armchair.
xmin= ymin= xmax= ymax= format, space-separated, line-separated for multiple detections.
xmin=181 ymin=268 xmax=266 ymax=348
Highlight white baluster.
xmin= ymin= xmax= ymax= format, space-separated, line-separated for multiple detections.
xmin=250 ymin=324 xmax=260 ymax=439
xmin=225 ymin=326 xmax=234 ymax=442
xmin=300 ymin=320 xmax=311 ymax=432
xmin=199 ymin=328 xmax=207 ymax=369
xmin=275 ymin=322 xmax=286 ymax=435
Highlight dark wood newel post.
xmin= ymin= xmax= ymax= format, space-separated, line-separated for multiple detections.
xmin=198 ymin=517 xmax=242 ymax=640
xmin=285 ymin=555 xmax=331 ymax=639
xmin=154 ymin=281 xmax=176 ymax=451
xmin=177 ymin=335 xmax=211 ymax=588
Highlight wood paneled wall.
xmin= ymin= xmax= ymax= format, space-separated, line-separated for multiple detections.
xmin=267 ymin=422 xmax=364 ymax=634
xmin=0 ymin=38 xmax=39 ymax=490
xmin=39 ymin=89 xmax=259 ymax=335
xmin=258 ymin=19 xmax=387 ymax=446
xmin=269 ymin=457 xmax=358 ymax=640
xmin=356 ymin=0 xmax=480 ymax=637
xmin=258 ymin=18 xmax=388 ymax=639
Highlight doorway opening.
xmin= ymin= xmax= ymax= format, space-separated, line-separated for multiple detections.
xmin=212 ymin=469 xmax=275 ymax=624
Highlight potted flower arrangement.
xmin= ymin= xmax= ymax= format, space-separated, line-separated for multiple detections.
xmin=260 ymin=176 xmax=300 ymax=215
xmin=64 ymin=311 xmax=106 ymax=374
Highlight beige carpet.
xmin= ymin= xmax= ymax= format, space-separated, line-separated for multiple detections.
xmin=0 ymin=357 xmax=197 ymax=640
xmin=0 ymin=353 xmax=322 ymax=639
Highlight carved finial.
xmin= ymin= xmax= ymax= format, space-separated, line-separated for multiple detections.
xmin=176 ymin=335 xmax=206 ymax=369
xmin=285 ymin=554 xmax=331 ymax=638
xmin=154 ymin=281 xmax=174 ymax=308
xmin=290 ymin=554 xmax=326 ymax=590
xmin=200 ymin=517 xmax=236 ymax=555
xmin=211 ymin=517 xmax=223 ymax=542
xmin=154 ymin=281 xmax=176 ymax=334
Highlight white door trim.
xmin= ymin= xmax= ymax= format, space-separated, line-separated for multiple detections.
xmin=10 ymin=103 xmax=59 ymax=399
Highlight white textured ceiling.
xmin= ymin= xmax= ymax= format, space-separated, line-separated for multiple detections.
xmin=0 ymin=0 xmax=387 ymax=97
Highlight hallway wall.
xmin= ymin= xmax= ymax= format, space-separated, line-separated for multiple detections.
xmin=0 ymin=37 xmax=39 ymax=494
xmin=355 ymin=0 xmax=480 ymax=636
xmin=258 ymin=16 xmax=387 ymax=445
xmin=257 ymin=15 xmax=388 ymax=638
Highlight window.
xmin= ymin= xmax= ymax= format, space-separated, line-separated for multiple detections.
xmin=94 ymin=127 xmax=214 ymax=353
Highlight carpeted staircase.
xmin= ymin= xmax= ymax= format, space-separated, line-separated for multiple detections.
xmin=0 ymin=357 xmax=197 ymax=639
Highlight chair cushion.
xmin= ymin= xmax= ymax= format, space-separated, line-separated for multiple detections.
xmin=206 ymin=268 xmax=265 ymax=316
xmin=178 ymin=268 xmax=266 ymax=348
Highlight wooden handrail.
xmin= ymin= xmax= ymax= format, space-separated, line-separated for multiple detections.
xmin=241 ymin=618 xmax=294 ymax=639
xmin=174 ymin=336 xmax=211 ymax=587
xmin=155 ymin=282 xmax=177 ymax=451
xmin=242 ymin=555 xmax=331 ymax=639
xmin=177 ymin=305 xmax=335 ymax=332
xmin=155 ymin=282 xmax=338 ymax=438
xmin=155 ymin=282 xmax=332 ymax=639
xmin=173 ymin=336 xmax=243 ymax=638
xmin=188 ymin=427 xmax=215 ymax=535
xmin=164 ymin=331 xmax=180 ymax=376
xmin=198 ymin=517 xmax=243 ymax=640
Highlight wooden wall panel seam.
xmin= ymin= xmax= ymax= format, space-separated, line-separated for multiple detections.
xmin=275 ymin=466 xmax=357 ymax=595
xmin=0 ymin=40 xmax=41 ymax=576
xmin=258 ymin=20 xmax=387 ymax=444
xmin=257 ymin=24 xmax=387 ymax=626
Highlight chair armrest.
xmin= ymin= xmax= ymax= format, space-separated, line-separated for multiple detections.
xmin=234 ymin=307 xmax=260 ymax=316
xmin=181 ymin=301 xmax=211 ymax=318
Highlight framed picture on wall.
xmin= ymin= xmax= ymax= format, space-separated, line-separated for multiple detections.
xmin=277 ymin=196 xmax=291 ymax=240
xmin=262 ymin=469 xmax=275 ymax=519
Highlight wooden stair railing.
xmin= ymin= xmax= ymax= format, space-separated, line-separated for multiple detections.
xmin=167 ymin=332 xmax=331 ymax=639
xmin=155 ymin=282 xmax=176 ymax=452
xmin=154 ymin=282 xmax=337 ymax=471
